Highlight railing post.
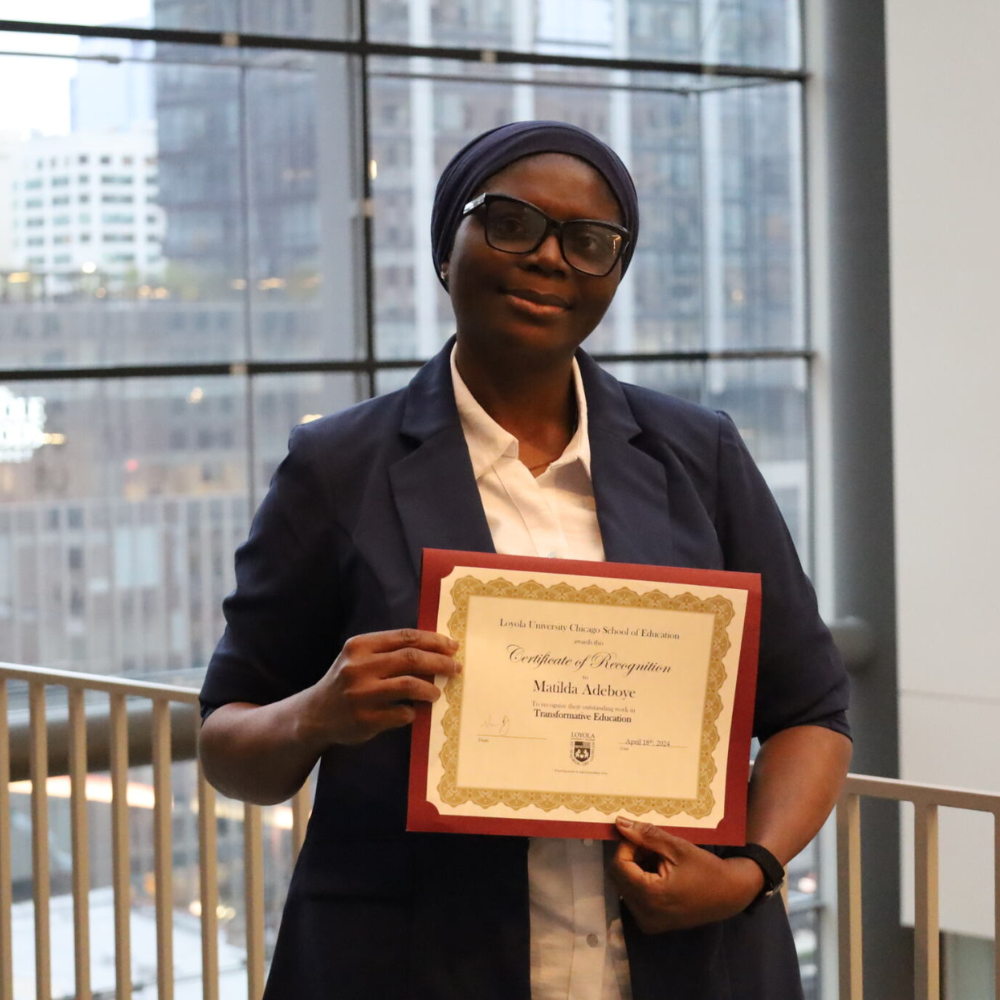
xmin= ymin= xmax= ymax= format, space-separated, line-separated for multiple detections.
xmin=109 ymin=691 xmax=132 ymax=1000
xmin=244 ymin=803 xmax=266 ymax=999
xmin=837 ymin=791 xmax=863 ymax=1000
xmin=913 ymin=802 xmax=940 ymax=1000
xmin=994 ymin=811 xmax=1000 ymax=1000
xmin=291 ymin=775 xmax=311 ymax=860
xmin=197 ymin=765 xmax=220 ymax=1000
xmin=152 ymin=698 xmax=174 ymax=1000
xmin=68 ymin=687 xmax=92 ymax=1000
xmin=29 ymin=683 xmax=51 ymax=1000
xmin=0 ymin=679 xmax=13 ymax=1000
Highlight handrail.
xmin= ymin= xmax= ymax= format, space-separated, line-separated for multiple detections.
xmin=0 ymin=660 xmax=311 ymax=1000
xmin=0 ymin=661 xmax=201 ymax=702
xmin=837 ymin=772 xmax=1000 ymax=1000
xmin=843 ymin=772 xmax=1000 ymax=813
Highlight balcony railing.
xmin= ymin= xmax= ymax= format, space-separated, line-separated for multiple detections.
xmin=4 ymin=659 xmax=1000 ymax=1000
xmin=836 ymin=773 xmax=1000 ymax=1000
xmin=0 ymin=661 xmax=311 ymax=1000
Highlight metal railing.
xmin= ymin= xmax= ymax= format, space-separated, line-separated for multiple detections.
xmin=0 ymin=661 xmax=311 ymax=1000
xmin=837 ymin=773 xmax=1000 ymax=1000
xmin=5 ymin=660 xmax=1000 ymax=1000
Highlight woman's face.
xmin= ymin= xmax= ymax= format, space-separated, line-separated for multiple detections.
xmin=444 ymin=152 xmax=624 ymax=361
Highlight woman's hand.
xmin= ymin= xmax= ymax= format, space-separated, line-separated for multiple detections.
xmin=199 ymin=628 xmax=461 ymax=804
xmin=608 ymin=818 xmax=764 ymax=934
xmin=608 ymin=726 xmax=852 ymax=935
xmin=297 ymin=628 xmax=462 ymax=751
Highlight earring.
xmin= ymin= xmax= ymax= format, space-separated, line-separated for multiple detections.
xmin=439 ymin=266 xmax=449 ymax=283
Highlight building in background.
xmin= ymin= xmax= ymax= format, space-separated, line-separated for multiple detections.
xmin=72 ymin=23 xmax=156 ymax=134
xmin=0 ymin=135 xmax=19 ymax=270
xmin=7 ymin=20 xmax=162 ymax=296
xmin=9 ymin=128 xmax=164 ymax=296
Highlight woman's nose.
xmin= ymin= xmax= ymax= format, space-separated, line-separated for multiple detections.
xmin=524 ymin=231 xmax=567 ymax=274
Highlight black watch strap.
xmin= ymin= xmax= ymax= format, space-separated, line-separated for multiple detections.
xmin=719 ymin=843 xmax=785 ymax=910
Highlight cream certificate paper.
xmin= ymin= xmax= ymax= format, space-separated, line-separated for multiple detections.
xmin=423 ymin=564 xmax=750 ymax=830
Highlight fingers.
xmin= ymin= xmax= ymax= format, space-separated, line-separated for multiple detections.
xmin=376 ymin=645 xmax=463 ymax=680
xmin=610 ymin=857 xmax=656 ymax=895
xmin=342 ymin=630 xmax=462 ymax=680
xmin=318 ymin=629 xmax=461 ymax=746
xmin=379 ymin=703 xmax=418 ymax=731
xmin=610 ymin=838 xmax=664 ymax=892
xmin=615 ymin=817 xmax=685 ymax=862
xmin=615 ymin=838 xmax=638 ymax=865
xmin=377 ymin=674 xmax=444 ymax=705
xmin=355 ymin=628 xmax=459 ymax=656
xmin=610 ymin=827 xmax=752 ymax=933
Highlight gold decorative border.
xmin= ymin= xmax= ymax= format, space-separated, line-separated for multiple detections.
xmin=436 ymin=575 xmax=734 ymax=820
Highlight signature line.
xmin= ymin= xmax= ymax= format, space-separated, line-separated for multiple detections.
xmin=618 ymin=743 xmax=687 ymax=748
xmin=477 ymin=734 xmax=548 ymax=740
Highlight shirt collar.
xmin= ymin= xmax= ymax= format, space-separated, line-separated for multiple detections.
xmin=450 ymin=344 xmax=592 ymax=481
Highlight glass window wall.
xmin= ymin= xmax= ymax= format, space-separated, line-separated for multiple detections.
xmin=0 ymin=0 xmax=821 ymax=992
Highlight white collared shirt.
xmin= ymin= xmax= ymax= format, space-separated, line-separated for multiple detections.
xmin=451 ymin=347 xmax=633 ymax=1000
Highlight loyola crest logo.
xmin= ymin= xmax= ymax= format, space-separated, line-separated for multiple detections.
xmin=571 ymin=737 xmax=594 ymax=765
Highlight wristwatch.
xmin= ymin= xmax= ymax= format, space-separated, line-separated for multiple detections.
xmin=719 ymin=843 xmax=785 ymax=912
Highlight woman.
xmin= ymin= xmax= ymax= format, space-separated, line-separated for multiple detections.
xmin=199 ymin=121 xmax=851 ymax=1000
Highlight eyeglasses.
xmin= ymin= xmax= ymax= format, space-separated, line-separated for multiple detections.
xmin=461 ymin=193 xmax=630 ymax=277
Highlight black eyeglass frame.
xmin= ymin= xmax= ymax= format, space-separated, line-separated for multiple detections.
xmin=461 ymin=192 xmax=631 ymax=277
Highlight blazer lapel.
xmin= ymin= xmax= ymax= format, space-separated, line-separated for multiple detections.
xmin=579 ymin=351 xmax=676 ymax=568
xmin=389 ymin=343 xmax=675 ymax=577
xmin=389 ymin=342 xmax=496 ymax=578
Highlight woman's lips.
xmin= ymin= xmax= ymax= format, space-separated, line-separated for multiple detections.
xmin=503 ymin=287 xmax=570 ymax=316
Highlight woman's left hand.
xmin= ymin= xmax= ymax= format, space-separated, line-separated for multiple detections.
xmin=608 ymin=817 xmax=765 ymax=933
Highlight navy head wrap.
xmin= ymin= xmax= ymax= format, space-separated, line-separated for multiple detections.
xmin=431 ymin=120 xmax=639 ymax=288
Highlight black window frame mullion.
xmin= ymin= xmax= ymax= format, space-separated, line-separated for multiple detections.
xmin=0 ymin=350 xmax=814 ymax=384
xmin=358 ymin=0 xmax=377 ymax=399
xmin=0 ymin=18 xmax=808 ymax=84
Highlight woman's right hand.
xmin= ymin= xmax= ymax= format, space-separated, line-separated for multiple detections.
xmin=298 ymin=628 xmax=462 ymax=750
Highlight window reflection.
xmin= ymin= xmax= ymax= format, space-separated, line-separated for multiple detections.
xmin=0 ymin=378 xmax=246 ymax=678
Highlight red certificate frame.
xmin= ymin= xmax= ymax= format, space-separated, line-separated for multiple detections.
xmin=408 ymin=548 xmax=761 ymax=844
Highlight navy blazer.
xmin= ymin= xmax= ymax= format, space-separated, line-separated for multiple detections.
xmin=201 ymin=341 xmax=849 ymax=1000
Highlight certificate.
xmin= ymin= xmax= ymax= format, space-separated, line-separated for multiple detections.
xmin=407 ymin=549 xmax=761 ymax=844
